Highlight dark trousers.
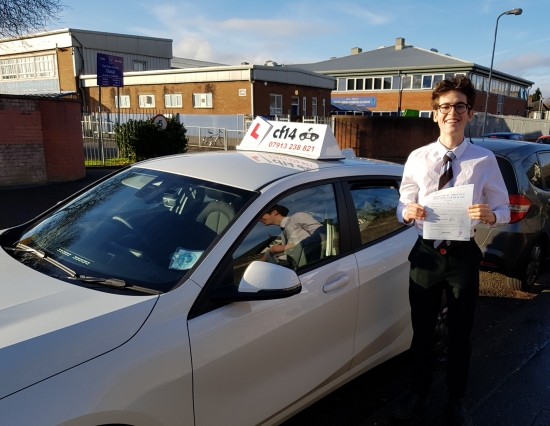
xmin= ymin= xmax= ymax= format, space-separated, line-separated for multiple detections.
xmin=408 ymin=238 xmax=481 ymax=400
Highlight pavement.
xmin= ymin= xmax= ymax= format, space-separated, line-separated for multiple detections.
xmin=1 ymin=168 xmax=550 ymax=426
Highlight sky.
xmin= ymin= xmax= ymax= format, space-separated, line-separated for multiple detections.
xmin=53 ymin=0 xmax=550 ymax=100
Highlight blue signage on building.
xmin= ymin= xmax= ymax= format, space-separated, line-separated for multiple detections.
xmin=97 ymin=53 xmax=124 ymax=87
xmin=332 ymin=96 xmax=377 ymax=107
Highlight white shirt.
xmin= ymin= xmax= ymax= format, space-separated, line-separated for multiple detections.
xmin=280 ymin=212 xmax=322 ymax=245
xmin=397 ymin=139 xmax=510 ymax=237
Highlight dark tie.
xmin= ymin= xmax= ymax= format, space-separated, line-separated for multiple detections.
xmin=435 ymin=150 xmax=456 ymax=249
xmin=438 ymin=151 xmax=456 ymax=190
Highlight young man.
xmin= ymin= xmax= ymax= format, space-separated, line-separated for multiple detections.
xmin=392 ymin=76 xmax=510 ymax=426
xmin=259 ymin=204 xmax=323 ymax=267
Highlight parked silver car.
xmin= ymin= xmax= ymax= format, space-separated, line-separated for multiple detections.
xmin=474 ymin=139 xmax=550 ymax=290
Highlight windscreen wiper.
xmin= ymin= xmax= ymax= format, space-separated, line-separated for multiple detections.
xmin=63 ymin=276 xmax=162 ymax=295
xmin=5 ymin=243 xmax=161 ymax=295
xmin=6 ymin=243 xmax=78 ymax=277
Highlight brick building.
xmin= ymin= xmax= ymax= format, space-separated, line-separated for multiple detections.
xmin=290 ymin=37 xmax=533 ymax=118
xmin=79 ymin=64 xmax=334 ymax=118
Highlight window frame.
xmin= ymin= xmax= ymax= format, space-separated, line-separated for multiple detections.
xmin=164 ymin=93 xmax=183 ymax=108
xmin=187 ymin=178 xmax=352 ymax=319
xmin=270 ymin=94 xmax=283 ymax=116
xmin=115 ymin=95 xmax=131 ymax=108
xmin=138 ymin=94 xmax=155 ymax=108
xmin=341 ymin=177 xmax=408 ymax=250
xmin=193 ymin=93 xmax=213 ymax=109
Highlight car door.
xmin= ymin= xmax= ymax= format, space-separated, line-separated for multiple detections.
xmin=537 ymin=152 xmax=550 ymax=243
xmin=343 ymin=179 xmax=416 ymax=370
xmin=187 ymin=182 xmax=359 ymax=426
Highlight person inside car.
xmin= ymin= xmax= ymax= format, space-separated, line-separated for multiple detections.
xmin=259 ymin=204 xmax=324 ymax=268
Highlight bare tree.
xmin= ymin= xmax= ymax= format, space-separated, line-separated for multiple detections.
xmin=0 ymin=0 xmax=64 ymax=39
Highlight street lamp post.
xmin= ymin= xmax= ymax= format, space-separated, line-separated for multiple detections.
xmin=482 ymin=7 xmax=522 ymax=136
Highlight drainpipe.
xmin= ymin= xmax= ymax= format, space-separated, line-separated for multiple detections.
xmin=250 ymin=67 xmax=255 ymax=118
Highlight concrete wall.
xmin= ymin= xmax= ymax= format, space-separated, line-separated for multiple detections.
xmin=0 ymin=95 xmax=85 ymax=186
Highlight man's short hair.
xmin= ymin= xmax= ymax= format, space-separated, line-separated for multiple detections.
xmin=270 ymin=204 xmax=289 ymax=217
xmin=431 ymin=75 xmax=476 ymax=110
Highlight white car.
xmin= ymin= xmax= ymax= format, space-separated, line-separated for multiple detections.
xmin=0 ymin=119 xmax=416 ymax=426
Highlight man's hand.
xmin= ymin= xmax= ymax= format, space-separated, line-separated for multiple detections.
xmin=404 ymin=202 xmax=427 ymax=223
xmin=269 ymin=244 xmax=286 ymax=254
xmin=468 ymin=204 xmax=496 ymax=225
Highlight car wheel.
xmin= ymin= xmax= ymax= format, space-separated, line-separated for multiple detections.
xmin=507 ymin=240 xmax=544 ymax=292
xmin=434 ymin=293 xmax=448 ymax=356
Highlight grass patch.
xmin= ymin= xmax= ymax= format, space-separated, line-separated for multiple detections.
xmin=85 ymin=158 xmax=132 ymax=167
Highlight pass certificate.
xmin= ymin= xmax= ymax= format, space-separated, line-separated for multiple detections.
xmin=423 ymin=184 xmax=474 ymax=241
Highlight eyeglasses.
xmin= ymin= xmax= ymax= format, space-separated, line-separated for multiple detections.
xmin=436 ymin=103 xmax=470 ymax=114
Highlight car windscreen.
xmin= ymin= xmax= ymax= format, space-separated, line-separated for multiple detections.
xmin=7 ymin=168 xmax=256 ymax=294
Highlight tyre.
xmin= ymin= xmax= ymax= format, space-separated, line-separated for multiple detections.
xmin=506 ymin=240 xmax=544 ymax=292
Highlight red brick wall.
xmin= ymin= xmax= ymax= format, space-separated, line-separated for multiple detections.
xmin=0 ymin=95 xmax=84 ymax=186
xmin=38 ymin=99 xmax=85 ymax=182
xmin=0 ymin=97 xmax=47 ymax=185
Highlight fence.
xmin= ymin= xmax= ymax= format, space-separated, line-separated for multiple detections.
xmin=467 ymin=112 xmax=550 ymax=139
xmin=82 ymin=112 xmax=335 ymax=165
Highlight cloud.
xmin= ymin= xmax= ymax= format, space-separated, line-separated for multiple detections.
xmin=150 ymin=3 xmax=323 ymax=64
xmin=495 ymin=52 xmax=550 ymax=75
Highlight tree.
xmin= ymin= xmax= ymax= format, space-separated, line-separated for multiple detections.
xmin=115 ymin=116 xmax=188 ymax=162
xmin=532 ymin=88 xmax=543 ymax=102
xmin=0 ymin=0 xmax=64 ymax=39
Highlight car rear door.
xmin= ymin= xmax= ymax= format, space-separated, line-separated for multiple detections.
xmin=187 ymin=181 xmax=359 ymax=426
xmin=343 ymin=178 xmax=416 ymax=370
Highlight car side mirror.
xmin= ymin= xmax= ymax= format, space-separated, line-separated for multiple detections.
xmin=210 ymin=261 xmax=301 ymax=303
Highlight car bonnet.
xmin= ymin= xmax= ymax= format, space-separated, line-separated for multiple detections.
xmin=0 ymin=249 xmax=158 ymax=399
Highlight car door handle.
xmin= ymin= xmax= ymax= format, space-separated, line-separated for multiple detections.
xmin=323 ymin=275 xmax=350 ymax=293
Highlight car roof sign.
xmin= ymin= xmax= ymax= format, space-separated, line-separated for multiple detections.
xmin=237 ymin=117 xmax=344 ymax=160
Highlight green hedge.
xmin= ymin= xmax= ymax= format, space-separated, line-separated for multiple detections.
xmin=115 ymin=116 xmax=188 ymax=162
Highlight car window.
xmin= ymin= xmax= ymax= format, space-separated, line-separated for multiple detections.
xmin=348 ymin=182 xmax=404 ymax=245
xmin=496 ymin=156 xmax=518 ymax=193
xmin=9 ymin=168 xmax=255 ymax=293
xmin=539 ymin=152 xmax=550 ymax=190
xmin=232 ymin=183 xmax=339 ymax=283
xmin=521 ymin=154 xmax=543 ymax=190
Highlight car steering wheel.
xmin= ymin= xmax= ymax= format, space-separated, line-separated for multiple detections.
xmin=112 ymin=215 xmax=153 ymax=251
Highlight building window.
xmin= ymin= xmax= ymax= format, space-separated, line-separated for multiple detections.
xmin=303 ymin=96 xmax=307 ymax=115
xmin=0 ymin=54 xmax=56 ymax=80
xmin=165 ymin=94 xmax=182 ymax=108
xmin=365 ymin=78 xmax=373 ymax=90
xmin=193 ymin=93 xmax=212 ymax=108
xmin=383 ymin=77 xmax=392 ymax=89
xmin=374 ymin=78 xmax=382 ymax=90
xmin=138 ymin=94 xmax=155 ymax=108
xmin=312 ymin=98 xmax=317 ymax=116
xmin=422 ymin=75 xmax=433 ymax=89
xmin=270 ymin=94 xmax=282 ymax=115
xmin=433 ymin=74 xmax=443 ymax=87
xmin=347 ymin=79 xmax=355 ymax=90
xmin=291 ymin=96 xmax=299 ymax=115
xmin=115 ymin=95 xmax=130 ymax=108
xmin=133 ymin=61 xmax=146 ymax=71
xmin=401 ymin=75 xmax=411 ymax=89
xmin=419 ymin=111 xmax=432 ymax=118
xmin=356 ymin=79 xmax=364 ymax=90
xmin=337 ymin=78 xmax=346 ymax=91
xmin=412 ymin=75 xmax=422 ymax=89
